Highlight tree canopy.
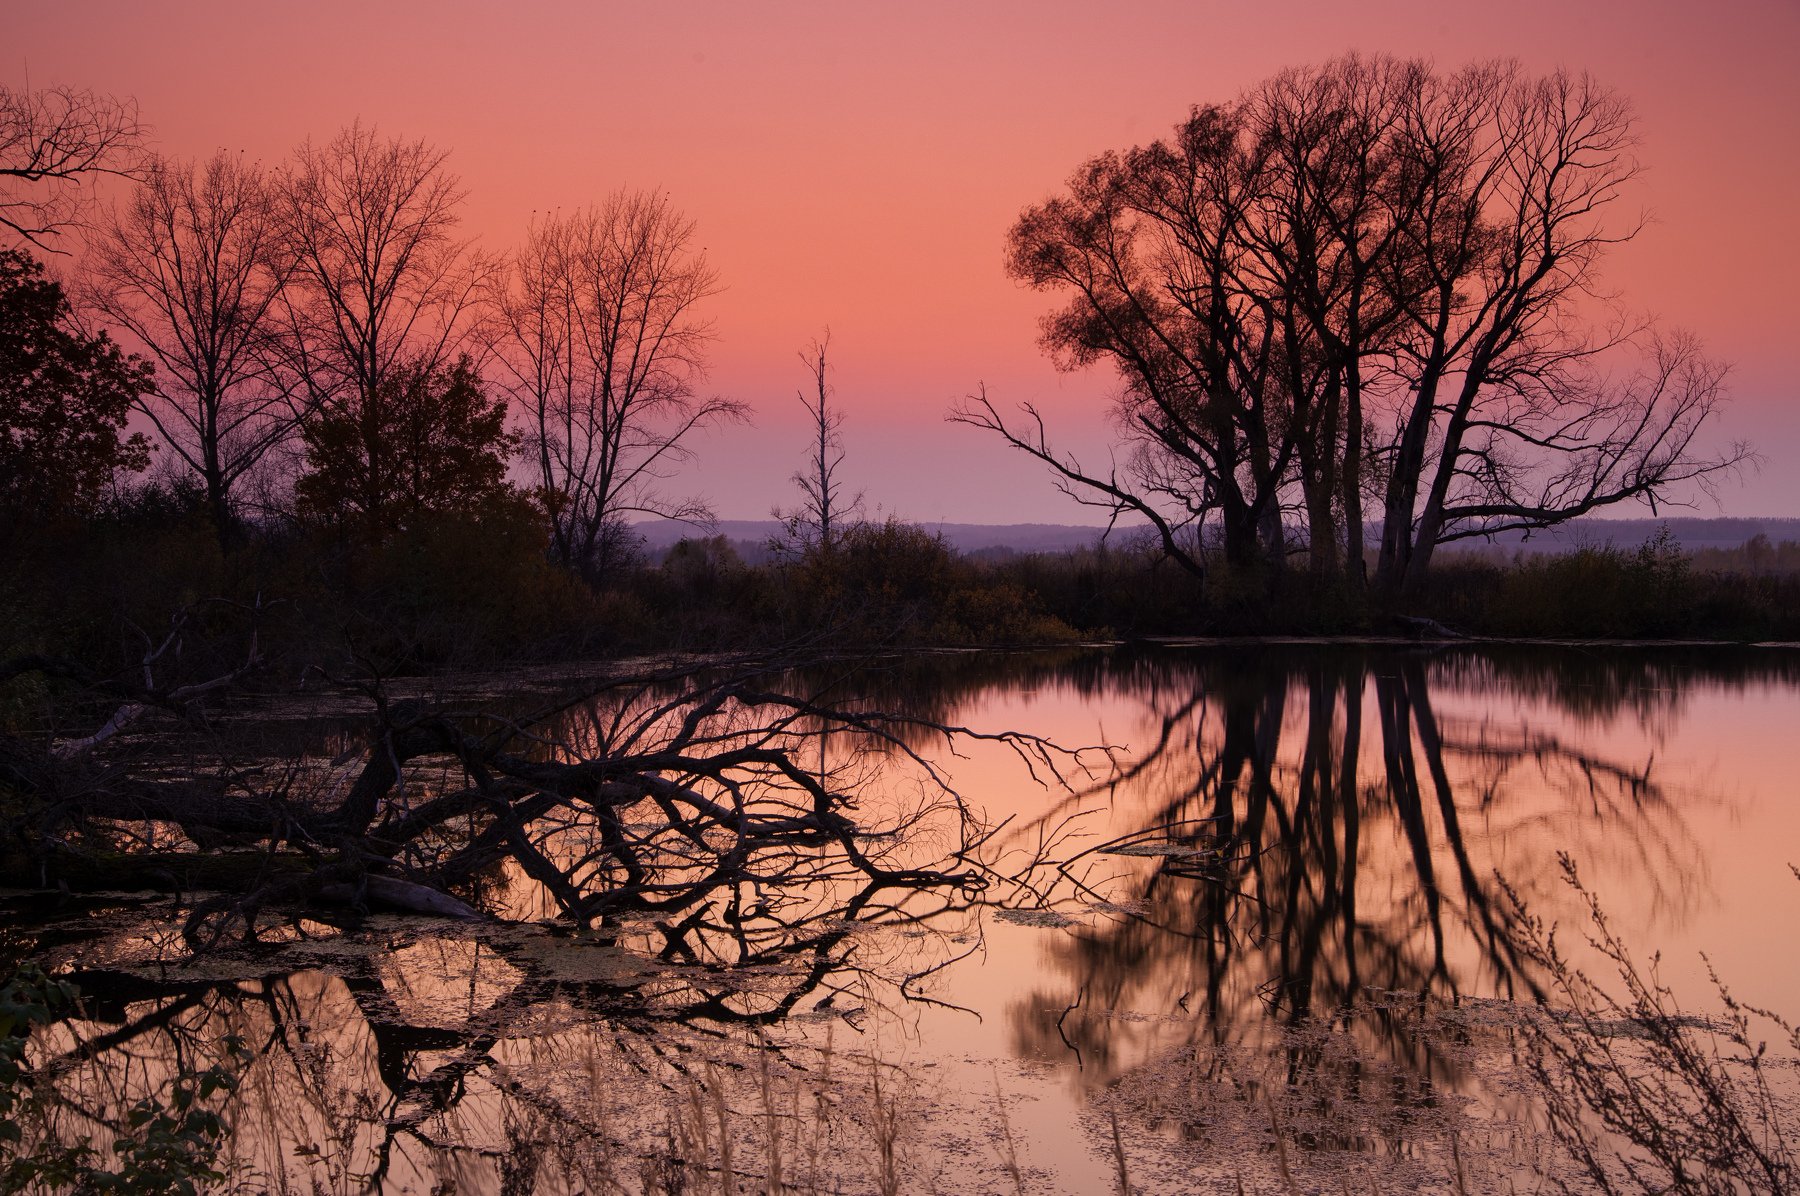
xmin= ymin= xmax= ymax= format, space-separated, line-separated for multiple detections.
xmin=957 ymin=55 xmax=1743 ymax=594
xmin=295 ymin=354 xmax=519 ymax=532
xmin=0 ymin=249 xmax=151 ymax=524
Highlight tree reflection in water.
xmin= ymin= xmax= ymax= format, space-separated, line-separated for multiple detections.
xmin=6 ymin=645 xmax=1794 ymax=1192
xmin=991 ymin=646 xmax=1766 ymax=1185
xmin=6 ymin=656 xmax=1109 ymax=1192
xmin=14 ymin=868 xmax=1004 ymax=1190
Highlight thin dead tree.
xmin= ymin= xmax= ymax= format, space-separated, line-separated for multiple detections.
xmin=774 ymin=331 xmax=863 ymax=557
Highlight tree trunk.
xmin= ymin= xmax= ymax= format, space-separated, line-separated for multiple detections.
xmin=1340 ymin=366 xmax=1366 ymax=592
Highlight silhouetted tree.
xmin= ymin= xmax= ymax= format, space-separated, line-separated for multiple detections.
xmin=1359 ymin=66 xmax=1740 ymax=593
xmin=0 ymin=249 xmax=151 ymax=526
xmin=953 ymin=97 xmax=1287 ymax=577
xmin=0 ymin=83 xmax=146 ymax=250
xmin=86 ymin=151 xmax=298 ymax=545
xmin=494 ymin=192 xmax=744 ymax=581
xmin=294 ymin=355 xmax=518 ymax=532
xmin=773 ymin=331 xmax=862 ymax=557
xmin=956 ymin=56 xmax=1743 ymax=598
xmin=274 ymin=123 xmax=485 ymax=505
xmin=1244 ymin=57 xmax=1426 ymax=585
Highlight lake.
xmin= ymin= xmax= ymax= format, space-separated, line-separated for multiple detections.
xmin=10 ymin=643 xmax=1800 ymax=1192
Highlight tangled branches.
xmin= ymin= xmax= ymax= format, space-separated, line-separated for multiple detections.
xmin=1504 ymin=855 xmax=1800 ymax=1194
xmin=2 ymin=649 xmax=1108 ymax=954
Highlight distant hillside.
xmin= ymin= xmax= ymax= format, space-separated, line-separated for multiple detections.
xmin=628 ymin=515 xmax=1800 ymax=559
xmin=630 ymin=519 xmax=1135 ymax=558
xmin=1436 ymin=516 xmax=1800 ymax=554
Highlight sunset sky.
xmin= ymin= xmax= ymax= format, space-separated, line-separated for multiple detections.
xmin=12 ymin=0 xmax=1799 ymax=524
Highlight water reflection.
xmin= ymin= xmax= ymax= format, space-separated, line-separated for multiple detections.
xmin=14 ymin=875 xmax=984 ymax=1191
xmin=9 ymin=643 xmax=1796 ymax=1191
xmin=1000 ymin=649 xmax=1719 ymax=1064
xmin=958 ymin=645 xmax=1777 ymax=1186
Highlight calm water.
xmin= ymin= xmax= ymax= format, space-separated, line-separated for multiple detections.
xmin=12 ymin=644 xmax=1800 ymax=1192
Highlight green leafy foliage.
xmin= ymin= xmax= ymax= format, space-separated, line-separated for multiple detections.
xmin=0 ymin=964 xmax=246 ymax=1194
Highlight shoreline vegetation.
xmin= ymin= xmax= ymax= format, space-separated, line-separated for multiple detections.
xmin=0 ymin=54 xmax=1781 ymax=680
xmin=9 ymin=495 xmax=1800 ymax=682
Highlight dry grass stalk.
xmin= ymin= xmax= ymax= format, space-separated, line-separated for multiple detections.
xmin=991 ymin=1066 xmax=1027 ymax=1196
xmin=760 ymin=1052 xmax=784 ymax=1196
xmin=802 ymin=1027 xmax=835 ymax=1192
xmin=1506 ymin=853 xmax=1800 ymax=1194
xmin=709 ymin=1064 xmax=734 ymax=1196
xmin=1264 ymin=1089 xmax=1294 ymax=1192
xmin=1109 ymin=1108 xmax=1131 ymax=1196
xmin=870 ymin=1055 xmax=902 ymax=1196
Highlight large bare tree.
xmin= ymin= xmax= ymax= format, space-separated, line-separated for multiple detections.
xmin=494 ymin=191 xmax=743 ymax=579
xmin=85 ymin=151 xmax=298 ymax=543
xmin=1362 ymin=65 xmax=1742 ymax=591
xmin=958 ymin=56 xmax=1744 ymax=597
xmin=1238 ymin=56 xmax=1426 ymax=584
xmin=0 ymin=83 xmax=146 ymax=251
xmin=954 ymin=96 xmax=1298 ymax=574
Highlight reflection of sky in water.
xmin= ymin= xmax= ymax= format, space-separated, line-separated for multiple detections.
xmin=15 ymin=646 xmax=1800 ymax=1192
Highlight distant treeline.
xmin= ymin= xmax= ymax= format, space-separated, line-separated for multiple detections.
xmin=1436 ymin=517 xmax=1800 ymax=555
xmin=633 ymin=517 xmax=1800 ymax=564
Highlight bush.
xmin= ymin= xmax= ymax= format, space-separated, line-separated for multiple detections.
xmin=771 ymin=520 xmax=1074 ymax=646
xmin=0 ymin=964 xmax=246 ymax=1193
xmin=1417 ymin=527 xmax=1800 ymax=640
xmin=307 ymin=492 xmax=605 ymax=668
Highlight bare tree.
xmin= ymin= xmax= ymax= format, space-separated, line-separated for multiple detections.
xmin=957 ymin=57 xmax=1745 ymax=598
xmin=85 ymin=151 xmax=298 ymax=544
xmin=273 ymin=122 xmax=487 ymax=516
xmin=1365 ymin=65 xmax=1745 ymax=592
xmin=953 ymin=96 xmax=1301 ymax=575
xmin=0 ymin=83 xmax=146 ymax=250
xmin=774 ymin=331 xmax=862 ymax=557
xmin=494 ymin=192 xmax=745 ymax=579
xmin=1238 ymin=57 xmax=1428 ymax=584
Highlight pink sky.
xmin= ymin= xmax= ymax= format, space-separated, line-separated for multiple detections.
xmin=13 ymin=0 xmax=1799 ymax=522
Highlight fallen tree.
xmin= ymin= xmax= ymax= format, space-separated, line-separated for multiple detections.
xmin=1 ymin=640 xmax=1103 ymax=951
